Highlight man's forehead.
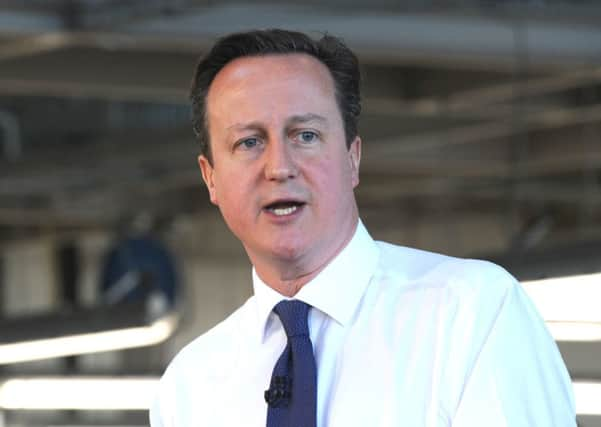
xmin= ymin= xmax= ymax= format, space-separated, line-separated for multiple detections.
xmin=220 ymin=52 xmax=328 ymax=76
xmin=209 ymin=53 xmax=334 ymax=96
xmin=206 ymin=53 xmax=338 ymax=127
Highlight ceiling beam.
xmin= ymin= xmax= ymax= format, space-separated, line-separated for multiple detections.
xmin=367 ymin=103 xmax=601 ymax=155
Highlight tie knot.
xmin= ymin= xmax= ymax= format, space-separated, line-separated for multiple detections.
xmin=273 ymin=300 xmax=311 ymax=338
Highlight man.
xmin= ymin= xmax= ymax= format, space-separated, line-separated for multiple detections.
xmin=150 ymin=29 xmax=576 ymax=426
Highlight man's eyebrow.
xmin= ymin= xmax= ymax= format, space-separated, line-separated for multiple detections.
xmin=226 ymin=114 xmax=328 ymax=132
xmin=285 ymin=114 xmax=328 ymax=126
xmin=226 ymin=121 xmax=264 ymax=132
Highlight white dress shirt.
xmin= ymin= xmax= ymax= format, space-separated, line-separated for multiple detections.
xmin=150 ymin=221 xmax=576 ymax=426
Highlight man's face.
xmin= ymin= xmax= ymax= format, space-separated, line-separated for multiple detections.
xmin=199 ymin=54 xmax=360 ymax=274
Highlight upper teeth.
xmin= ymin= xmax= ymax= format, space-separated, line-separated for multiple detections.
xmin=273 ymin=205 xmax=297 ymax=216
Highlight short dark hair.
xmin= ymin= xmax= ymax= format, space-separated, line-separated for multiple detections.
xmin=190 ymin=29 xmax=361 ymax=163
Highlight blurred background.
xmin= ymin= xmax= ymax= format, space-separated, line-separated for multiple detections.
xmin=0 ymin=0 xmax=600 ymax=426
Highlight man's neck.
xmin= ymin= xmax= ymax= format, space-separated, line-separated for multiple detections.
xmin=250 ymin=219 xmax=359 ymax=297
xmin=254 ymin=262 xmax=326 ymax=297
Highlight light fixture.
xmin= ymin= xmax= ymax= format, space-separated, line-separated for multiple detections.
xmin=0 ymin=377 xmax=159 ymax=410
xmin=573 ymin=381 xmax=601 ymax=416
xmin=542 ymin=321 xmax=601 ymax=342
xmin=521 ymin=272 xmax=601 ymax=342
xmin=0 ymin=314 xmax=177 ymax=365
xmin=522 ymin=272 xmax=601 ymax=323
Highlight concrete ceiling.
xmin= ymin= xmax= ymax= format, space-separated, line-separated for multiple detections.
xmin=0 ymin=0 xmax=600 ymax=240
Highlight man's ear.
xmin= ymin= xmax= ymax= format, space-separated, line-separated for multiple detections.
xmin=349 ymin=136 xmax=361 ymax=188
xmin=198 ymin=155 xmax=219 ymax=205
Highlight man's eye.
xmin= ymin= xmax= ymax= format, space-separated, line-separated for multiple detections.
xmin=238 ymin=138 xmax=259 ymax=149
xmin=297 ymin=131 xmax=318 ymax=143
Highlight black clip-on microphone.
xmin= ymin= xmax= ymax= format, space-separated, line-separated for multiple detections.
xmin=264 ymin=375 xmax=293 ymax=407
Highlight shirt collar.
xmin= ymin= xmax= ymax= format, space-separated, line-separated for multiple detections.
xmin=252 ymin=220 xmax=380 ymax=342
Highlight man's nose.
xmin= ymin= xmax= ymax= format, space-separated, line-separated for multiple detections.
xmin=264 ymin=139 xmax=298 ymax=181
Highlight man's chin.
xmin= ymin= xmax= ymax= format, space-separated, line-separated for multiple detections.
xmin=243 ymin=237 xmax=306 ymax=263
xmin=268 ymin=241 xmax=307 ymax=262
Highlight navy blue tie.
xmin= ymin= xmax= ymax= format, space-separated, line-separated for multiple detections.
xmin=265 ymin=300 xmax=317 ymax=427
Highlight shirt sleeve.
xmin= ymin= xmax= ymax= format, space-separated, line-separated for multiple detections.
xmin=149 ymin=402 xmax=163 ymax=427
xmin=451 ymin=277 xmax=576 ymax=427
xmin=149 ymin=369 xmax=175 ymax=427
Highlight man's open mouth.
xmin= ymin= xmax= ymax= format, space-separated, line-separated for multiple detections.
xmin=264 ymin=201 xmax=305 ymax=217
